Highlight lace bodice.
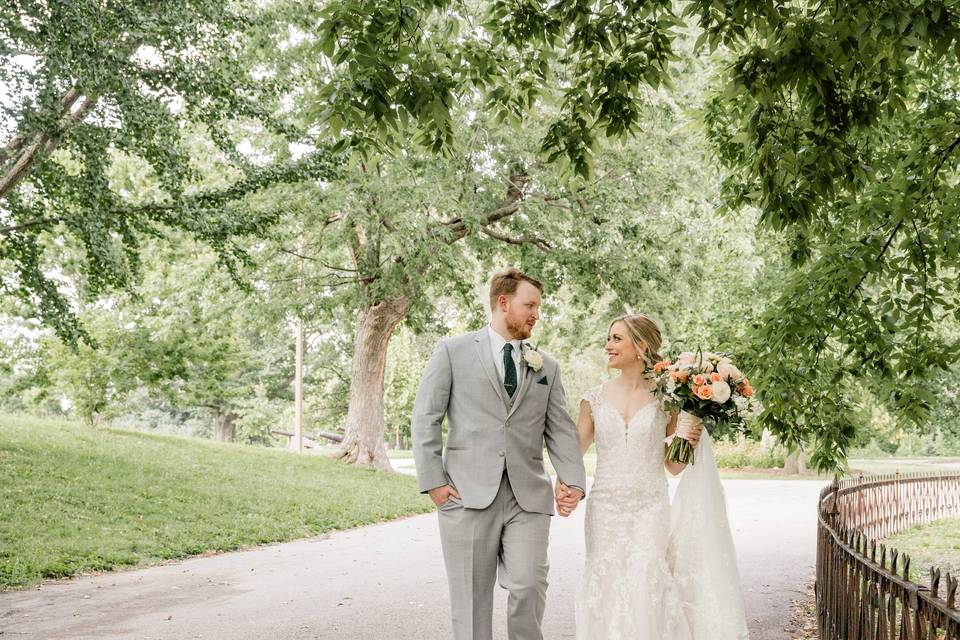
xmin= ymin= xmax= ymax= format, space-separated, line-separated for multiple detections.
xmin=581 ymin=384 xmax=670 ymax=499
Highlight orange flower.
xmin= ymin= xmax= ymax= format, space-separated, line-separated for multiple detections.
xmin=692 ymin=374 xmax=706 ymax=386
xmin=670 ymin=370 xmax=680 ymax=382
xmin=653 ymin=360 xmax=672 ymax=373
xmin=742 ymin=384 xmax=754 ymax=398
xmin=696 ymin=384 xmax=714 ymax=400
xmin=710 ymin=372 xmax=723 ymax=383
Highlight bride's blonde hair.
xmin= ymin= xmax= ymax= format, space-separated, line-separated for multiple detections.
xmin=609 ymin=314 xmax=663 ymax=368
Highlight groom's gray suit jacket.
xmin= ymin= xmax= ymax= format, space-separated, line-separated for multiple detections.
xmin=412 ymin=328 xmax=586 ymax=515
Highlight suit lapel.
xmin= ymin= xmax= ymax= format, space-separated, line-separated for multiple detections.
xmin=474 ymin=330 xmax=510 ymax=411
xmin=507 ymin=342 xmax=536 ymax=419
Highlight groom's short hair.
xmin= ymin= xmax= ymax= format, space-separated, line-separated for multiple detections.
xmin=489 ymin=268 xmax=544 ymax=310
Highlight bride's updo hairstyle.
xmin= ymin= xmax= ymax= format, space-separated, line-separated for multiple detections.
xmin=609 ymin=314 xmax=663 ymax=369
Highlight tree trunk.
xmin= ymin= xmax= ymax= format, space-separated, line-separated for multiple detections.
xmin=215 ymin=410 xmax=237 ymax=442
xmin=336 ymin=295 xmax=411 ymax=470
xmin=784 ymin=448 xmax=806 ymax=474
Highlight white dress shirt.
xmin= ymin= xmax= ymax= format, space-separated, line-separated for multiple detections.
xmin=488 ymin=324 xmax=525 ymax=386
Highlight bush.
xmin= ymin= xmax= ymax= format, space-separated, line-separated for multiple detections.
xmin=713 ymin=439 xmax=788 ymax=469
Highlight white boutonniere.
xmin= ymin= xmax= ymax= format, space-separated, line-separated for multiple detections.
xmin=522 ymin=346 xmax=544 ymax=372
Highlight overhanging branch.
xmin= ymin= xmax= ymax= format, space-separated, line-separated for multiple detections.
xmin=440 ymin=171 xmax=530 ymax=244
xmin=481 ymin=225 xmax=552 ymax=251
xmin=0 ymin=89 xmax=96 ymax=199
xmin=0 ymin=217 xmax=62 ymax=236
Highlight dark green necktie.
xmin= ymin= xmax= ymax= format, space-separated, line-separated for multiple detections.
xmin=503 ymin=343 xmax=518 ymax=397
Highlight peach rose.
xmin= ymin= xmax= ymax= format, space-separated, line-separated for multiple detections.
xmin=653 ymin=360 xmax=672 ymax=373
xmin=718 ymin=362 xmax=741 ymax=380
xmin=710 ymin=372 xmax=723 ymax=383
xmin=742 ymin=384 xmax=754 ymax=398
xmin=695 ymin=384 xmax=714 ymax=400
xmin=692 ymin=374 xmax=706 ymax=386
xmin=679 ymin=371 xmax=688 ymax=383
xmin=670 ymin=370 xmax=680 ymax=382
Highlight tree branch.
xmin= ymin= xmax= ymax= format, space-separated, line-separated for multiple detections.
xmin=276 ymin=246 xmax=358 ymax=274
xmin=912 ymin=219 xmax=928 ymax=353
xmin=848 ymin=219 xmax=903 ymax=299
xmin=480 ymin=225 xmax=552 ymax=251
xmin=440 ymin=171 xmax=530 ymax=244
xmin=1 ymin=89 xmax=95 ymax=199
xmin=0 ymin=217 xmax=62 ymax=236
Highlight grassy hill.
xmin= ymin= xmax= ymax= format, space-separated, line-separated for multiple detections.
xmin=0 ymin=415 xmax=432 ymax=590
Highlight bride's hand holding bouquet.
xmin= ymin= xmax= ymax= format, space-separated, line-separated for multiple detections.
xmin=647 ymin=350 xmax=755 ymax=465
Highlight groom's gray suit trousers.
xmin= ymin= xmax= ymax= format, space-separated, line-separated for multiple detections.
xmin=437 ymin=471 xmax=550 ymax=640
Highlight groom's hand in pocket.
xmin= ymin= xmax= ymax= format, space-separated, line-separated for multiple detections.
xmin=428 ymin=484 xmax=461 ymax=507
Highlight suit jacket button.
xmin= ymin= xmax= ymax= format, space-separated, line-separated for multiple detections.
xmin=498 ymin=450 xmax=505 ymax=457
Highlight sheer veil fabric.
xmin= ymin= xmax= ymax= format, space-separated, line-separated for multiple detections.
xmin=666 ymin=430 xmax=750 ymax=640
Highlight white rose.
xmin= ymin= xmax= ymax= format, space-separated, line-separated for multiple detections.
xmin=710 ymin=380 xmax=732 ymax=403
xmin=678 ymin=351 xmax=696 ymax=365
xmin=717 ymin=362 xmax=741 ymax=380
xmin=523 ymin=349 xmax=544 ymax=371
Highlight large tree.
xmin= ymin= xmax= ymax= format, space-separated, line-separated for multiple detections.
xmin=246 ymin=22 xmax=734 ymax=470
xmin=697 ymin=2 xmax=960 ymax=470
xmin=319 ymin=0 xmax=960 ymax=470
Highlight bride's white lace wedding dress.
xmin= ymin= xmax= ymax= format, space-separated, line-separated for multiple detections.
xmin=575 ymin=385 xmax=749 ymax=640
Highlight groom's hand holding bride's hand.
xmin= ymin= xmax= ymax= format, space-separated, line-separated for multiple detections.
xmin=555 ymin=481 xmax=584 ymax=517
xmin=428 ymin=484 xmax=461 ymax=506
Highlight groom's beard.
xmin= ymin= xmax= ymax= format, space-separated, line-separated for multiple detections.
xmin=506 ymin=316 xmax=534 ymax=340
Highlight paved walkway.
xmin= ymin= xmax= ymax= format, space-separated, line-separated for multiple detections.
xmin=0 ymin=479 xmax=823 ymax=639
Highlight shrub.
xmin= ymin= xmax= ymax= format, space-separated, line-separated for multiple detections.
xmin=713 ymin=439 xmax=788 ymax=469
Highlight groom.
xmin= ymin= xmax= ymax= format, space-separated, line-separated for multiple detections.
xmin=412 ymin=268 xmax=587 ymax=640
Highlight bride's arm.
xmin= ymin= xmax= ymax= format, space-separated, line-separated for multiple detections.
xmin=663 ymin=412 xmax=687 ymax=475
xmin=576 ymin=399 xmax=595 ymax=455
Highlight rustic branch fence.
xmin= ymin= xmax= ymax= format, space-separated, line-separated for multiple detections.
xmin=817 ymin=471 xmax=960 ymax=639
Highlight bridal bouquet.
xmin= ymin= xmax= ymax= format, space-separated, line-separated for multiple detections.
xmin=646 ymin=350 xmax=755 ymax=465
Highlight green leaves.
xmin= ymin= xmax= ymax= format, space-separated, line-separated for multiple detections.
xmin=1 ymin=0 xmax=343 ymax=346
xmin=315 ymin=0 xmax=679 ymax=178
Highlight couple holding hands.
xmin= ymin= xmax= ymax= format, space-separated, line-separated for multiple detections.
xmin=412 ymin=268 xmax=749 ymax=640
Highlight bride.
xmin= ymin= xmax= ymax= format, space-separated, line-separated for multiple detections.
xmin=558 ymin=313 xmax=749 ymax=640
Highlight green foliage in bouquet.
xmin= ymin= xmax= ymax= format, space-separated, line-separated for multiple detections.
xmin=648 ymin=349 xmax=756 ymax=464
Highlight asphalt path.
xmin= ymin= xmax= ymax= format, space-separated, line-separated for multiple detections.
xmin=0 ymin=478 xmax=824 ymax=640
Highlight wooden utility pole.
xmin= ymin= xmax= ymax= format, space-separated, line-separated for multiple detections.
xmin=293 ymin=234 xmax=305 ymax=454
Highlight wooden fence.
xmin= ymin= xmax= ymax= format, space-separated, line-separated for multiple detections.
xmin=817 ymin=471 xmax=960 ymax=639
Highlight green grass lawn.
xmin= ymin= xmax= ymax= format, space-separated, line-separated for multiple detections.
xmin=0 ymin=415 xmax=433 ymax=590
xmin=884 ymin=517 xmax=960 ymax=581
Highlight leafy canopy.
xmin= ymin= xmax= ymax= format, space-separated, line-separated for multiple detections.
xmin=0 ymin=0 xmax=341 ymax=345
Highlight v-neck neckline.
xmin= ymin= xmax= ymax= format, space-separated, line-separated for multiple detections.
xmin=598 ymin=384 xmax=658 ymax=431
